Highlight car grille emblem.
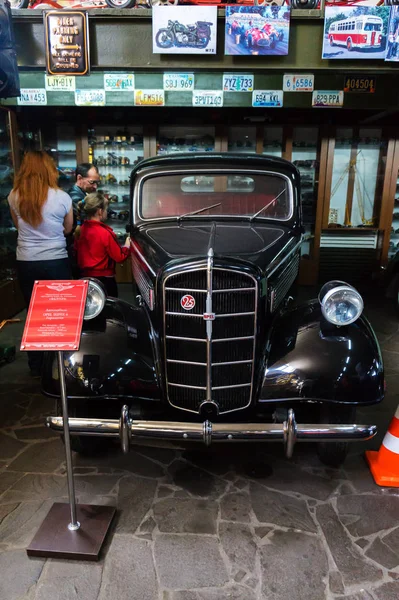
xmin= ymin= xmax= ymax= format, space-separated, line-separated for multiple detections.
xmin=203 ymin=313 xmax=215 ymax=321
xmin=181 ymin=294 xmax=195 ymax=310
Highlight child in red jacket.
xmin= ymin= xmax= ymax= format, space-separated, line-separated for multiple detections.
xmin=74 ymin=192 xmax=130 ymax=297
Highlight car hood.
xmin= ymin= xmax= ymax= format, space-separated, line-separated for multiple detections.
xmin=135 ymin=221 xmax=295 ymax=273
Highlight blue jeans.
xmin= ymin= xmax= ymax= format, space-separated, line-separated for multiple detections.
xmin=17 ymin=258 xmax=72 ymax=372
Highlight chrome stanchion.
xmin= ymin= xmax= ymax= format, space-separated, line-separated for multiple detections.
xmin=57 ymin=351 xmax=80 ymax=532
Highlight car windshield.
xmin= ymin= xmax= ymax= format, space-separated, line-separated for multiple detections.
xmin=140 ymin=172 xmax=292 ymax=221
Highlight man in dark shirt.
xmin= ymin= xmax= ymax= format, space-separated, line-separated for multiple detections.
xmin=67 ymin=163 xmax=101 ymax=275
xmin=69 ymin=163 xmax=101 ymax=221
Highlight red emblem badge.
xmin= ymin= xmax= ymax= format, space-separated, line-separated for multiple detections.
xmin=181 ymin=294 xmax=196 ymax=310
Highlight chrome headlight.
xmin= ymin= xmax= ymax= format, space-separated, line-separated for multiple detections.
xmin=319 ymin=280 xmax=363 ymax=326
xmin=84 ymin=279 xmax=106 ymax=320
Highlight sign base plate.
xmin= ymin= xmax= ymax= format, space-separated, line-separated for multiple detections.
xmin=26 ymin=503 xmax=116 ymax=561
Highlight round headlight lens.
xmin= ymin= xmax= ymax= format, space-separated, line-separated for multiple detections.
xmin=84 ymin=279 xmax=106 ymax=320
xmin=319 ymin=281 xmax=363 ymax=326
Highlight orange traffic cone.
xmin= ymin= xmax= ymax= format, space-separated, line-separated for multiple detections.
xmin=365 ymin=406 xmax=399 ymax=487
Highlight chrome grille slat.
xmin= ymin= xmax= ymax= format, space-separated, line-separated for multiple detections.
xmin=167 ymin=359 xmax=207 ymax=366
xmin=166 ymin=335 xmax=206 ymax=342
xmin=213 ymin=360 xmax=253 ymax=366
xmin=164 ymin=267 xmax=257 ymax=414
xmin=169 ymin=382 xmax=206 ymax=390
xmin=212 ymin=383 xmax=251 ymax=390
xmin=165 ymin=287 xmax=207 ymax=293
xmin=166 ymin=312 xmax=203 ymax=318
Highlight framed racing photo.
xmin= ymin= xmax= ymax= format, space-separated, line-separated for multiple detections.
xmin=152 ymin=5 xmax=217 ymax=55
xmin=225 ymin=6 xmax=291 ymax=56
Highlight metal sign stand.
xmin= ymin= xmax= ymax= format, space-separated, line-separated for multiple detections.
xmin=26 ymin=351 xmax=115 ymax=561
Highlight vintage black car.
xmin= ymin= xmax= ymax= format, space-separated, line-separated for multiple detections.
xmin=44 ymin=153 xmax=384 ymax=466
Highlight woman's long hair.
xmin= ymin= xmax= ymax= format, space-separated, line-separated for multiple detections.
xmin=13 ymin=151 xmax=59 ymax=227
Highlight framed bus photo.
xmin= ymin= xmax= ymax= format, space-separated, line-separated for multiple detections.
xmin=322 ymin=6 xmax=390 ymax=59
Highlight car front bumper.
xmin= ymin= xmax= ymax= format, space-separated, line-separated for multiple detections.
xmin=46 ymin=406 xmax=377 ymax=458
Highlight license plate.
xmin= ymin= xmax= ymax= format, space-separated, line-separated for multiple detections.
xmin=192 ymin=91 xmax=223 ymax=107
xmin=17 ymin=89 xmax=47 ymax=105
xmin=45 ymin=76 xmax=75 ymax=92
xmin=343 ymin=76 xmax=376 ymax=94
xmin=252 ymin=90 xmax=283 ymax=108
xmin=163 ymin=73 xmax=194 ymax=91
xmin=134 ymin=90 xmax=165 ymax=106
xmin=75 ymin=89 xmax=106 ymax=106
xmin=223 ymin=74 xmax=254 ymax=93
xmin=104 ymin=74 xmax=134 ymax=92
xmin=312 ymin=91 xmax=343 ymax=108
xmin=283 ymin=74 xmax=314 ymax=93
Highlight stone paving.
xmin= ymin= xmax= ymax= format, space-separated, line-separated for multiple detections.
xmin=0 ymin=293 xmax=399 ymax=600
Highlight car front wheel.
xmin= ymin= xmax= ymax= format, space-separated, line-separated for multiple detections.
xmin=317 ymin=404 xmax=356 ymax=467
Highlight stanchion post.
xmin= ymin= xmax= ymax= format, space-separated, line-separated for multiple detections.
xmin=25 ymin=280 xmax=116 ymax=560
xmin=57 ymin=350 xmax=80 ymax=531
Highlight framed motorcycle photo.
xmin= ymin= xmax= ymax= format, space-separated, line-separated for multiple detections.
xmin=152 ymin=6 xmax=217 ymax=55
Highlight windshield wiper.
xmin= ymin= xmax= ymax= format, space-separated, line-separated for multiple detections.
xmin=249 ymin=188 xmax=286 ymax=223
xmin=178 ymin=202 xmax=222 ymax=221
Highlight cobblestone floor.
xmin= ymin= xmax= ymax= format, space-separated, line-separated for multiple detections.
xmin=0 ymin=291 xmax=398 ymax=600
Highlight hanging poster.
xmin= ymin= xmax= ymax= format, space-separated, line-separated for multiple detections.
xmin=322 ymin=6 xmax=390 ymax=59
xmin=225 ymin=6 xmax=290 ymax=56
xmin=386 ymin=6 xmax=399 ymax=61
xmin=152 ymin=6 xmax=217 ymax=55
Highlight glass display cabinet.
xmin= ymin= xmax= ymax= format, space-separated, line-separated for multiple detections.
xmin=228 ymin=126 xmax=256 ymax=154
xmin=88 ymin=125 xmax=144 ymax=240
xmin=0 ymin=108 xmax=25 ymax=320
xmin=157 ymin=126 xmax=215 ymax=155
xmin=44 ymin=124 xmax=77 ymax=192
xmin=88 ymin=125 xmax=145 ymax=284
xmin=262 ymin=126 xmax=283 ymax=158
xmin=318 ymin=127 xmax=388 ymax=284
xmin=0 ymin=110 xmax=16 ymax=277
xmin=292 ymin=127 xmax=320 ymax=257
xmin=388 ymin=162 xmax=399 ymax=261
xmin=326 ymin=128 xmax=386 ymax=229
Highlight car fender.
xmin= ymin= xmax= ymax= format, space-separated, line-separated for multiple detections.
xmin=41 ymin=298 xmax=160 ymax=400
xmin=259 ymin=300 xmax=384 ymax=406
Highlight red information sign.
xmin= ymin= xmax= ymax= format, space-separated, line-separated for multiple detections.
xmin=21 ymin=280 xmax=88 ymax=351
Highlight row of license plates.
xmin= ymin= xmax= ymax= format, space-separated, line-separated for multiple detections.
xmin=18 ymin=88 xmax=343 ymax=108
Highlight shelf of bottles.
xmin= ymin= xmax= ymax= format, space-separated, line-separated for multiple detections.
xmin=89 ymin=126 xmax=144 ymax=240
xmin=157 ymin=126 xmax=215 ymax=155
xmin=45 ymin=124 xmax=77 ymax=192
xmin=0 ymin=111 xmax=16 ymax=281
xmin=228 ymin=126 xmax=256 ymax=154
xmin=292 ymin=127 xmax=319 ymax=256
xmin=389 ymin=167 xmax=399 ymax=260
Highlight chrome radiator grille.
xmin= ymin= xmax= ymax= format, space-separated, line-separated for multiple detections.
xmin=164 ymin=267 xmax=257 ymax=414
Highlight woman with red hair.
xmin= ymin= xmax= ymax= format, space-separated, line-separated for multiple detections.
xmin=8 ymin=150 xmax=73 ymax=376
